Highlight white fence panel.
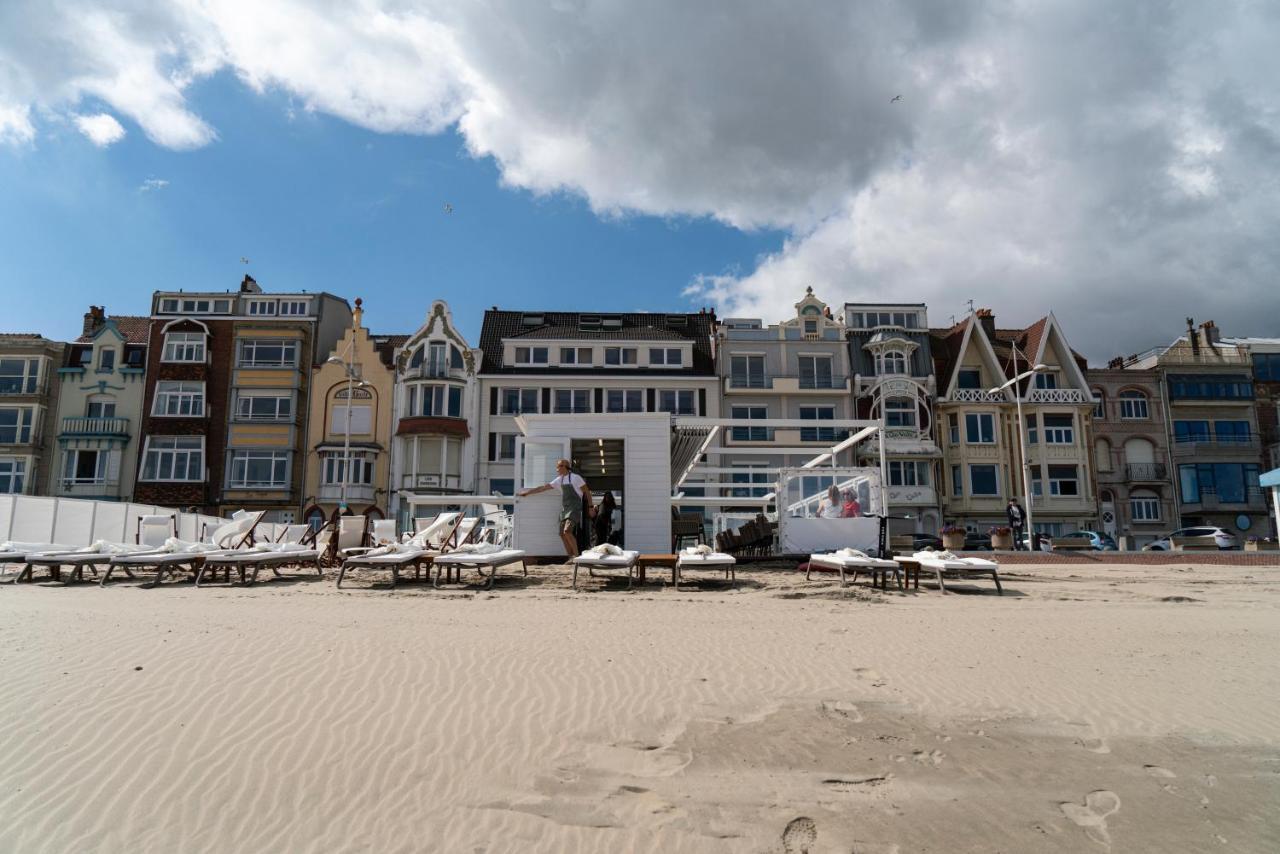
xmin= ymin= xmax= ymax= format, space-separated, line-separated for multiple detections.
xmin=11 ymin=496 xmax=58 ymax=543
xmin=0 ymin=495 xmax=14 ymax=541
xmin=53 ymin=499 xmax=97 ymax=545
xmin=92 ymin=502 xmax=130 ymax=543
xmin=176 ymin=514 xmax=201 ymax=542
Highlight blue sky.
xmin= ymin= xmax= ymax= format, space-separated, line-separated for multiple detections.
xmin=0 ymin=72 xmax=783 ymax=343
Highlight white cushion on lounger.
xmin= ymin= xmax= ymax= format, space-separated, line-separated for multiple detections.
xmin=676 ymin=552 xmax=736 ymax=566
xmin=573 ymin=549 xmax=639 ymax=567
xmin=434 ymin=548 xmax=525 ymax=566
xmin=809 ymin=552 xmax=898 ymax=570
xmin=343 ymin=548 xmax=430 ymax=566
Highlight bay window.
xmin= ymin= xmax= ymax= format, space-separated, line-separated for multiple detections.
xmin=227 ymin=450 xmax=290 ymax=489
xmin=0 ymin=406 xmax=35 ymax=443
xmin=162 ymin=331 xmax=205 ymax=363
xmin=153 ymin=381 xmax=205 ymax=417
xmin=141 ymin=436 xmax=204 ymax=481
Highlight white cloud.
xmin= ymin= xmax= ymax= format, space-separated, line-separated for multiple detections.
xmin=2 ymin=1 xmax=1279 ymax=357
xmin=74 ymin=112 xmax=126 ymax=146
xmin=139 ymin=177 xmax=169 ymax=192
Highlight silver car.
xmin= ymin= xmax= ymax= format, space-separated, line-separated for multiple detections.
xmin=1143 ymin=526 xmax=1238 ymax=551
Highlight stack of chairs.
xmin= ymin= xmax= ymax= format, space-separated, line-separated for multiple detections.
xmin=715 ymin=517 xmax=775 ymax=557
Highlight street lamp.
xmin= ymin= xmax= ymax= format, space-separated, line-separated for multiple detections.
xmin=989 ymin=355 xmax=1047 ymax=550
xmin=326 ymin=351 xmax=371 ymax=513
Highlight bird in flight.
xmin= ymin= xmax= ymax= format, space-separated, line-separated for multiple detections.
xmin=443 ymin=203 xmax=454 ymax=214
xmin=890 ymin=95 xmax=902 ymax=103
xmin=240 ymin=257 xmax=250 ymax=265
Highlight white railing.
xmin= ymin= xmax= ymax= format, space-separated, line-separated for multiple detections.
xmin=1026 ymin=388 xmax=1090 ymax=404
xmin=949 ymin=389 xmax=1003 ymax=403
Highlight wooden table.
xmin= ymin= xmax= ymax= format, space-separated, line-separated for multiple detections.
xmin=894 ymin=558 xmax=921 ymax=591
xmin=637 ymin=553 xmax=678 ymax=586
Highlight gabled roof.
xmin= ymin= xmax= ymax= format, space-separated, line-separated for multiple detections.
xmin=478 ymin=309 xmax=717 ymax=374
xmin=930 ymin=313 xmax=1089 ymax=393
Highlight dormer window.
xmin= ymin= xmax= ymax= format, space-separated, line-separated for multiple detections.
xmin=560 ymin=347 xmax=592 ymax=365
xmin=1034 ymin=372 xmax=1058 ymax=390
xmin=876 ymin=350 xmax=907 ymax=375
xmin=605 ymin=347 xmax=637 ymax=366
xmin=649 ymin=348 xmax=683 ymax=367
xmin=97 ymin=348 xmax=115 ymax=372
xmin=957 ymin=369 xmax=981 ymax=389
xmin=579 ymin=315 xmax=602 ymax=331
xmin=803 ymin=319 xmax=818 ymax=335
xmin=601 ymin=317 xmax=623 ymax=331
xmin=520 ymin=313 xmax=544 ymax=327
xmin=514 ymin=346 xmax=548 ymax=365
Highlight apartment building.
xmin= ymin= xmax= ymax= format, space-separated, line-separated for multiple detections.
xmin=1085 ymin=365 xmax=1176 ymax=547
xmin=1122 ymin=320 xmax=1267 ymax=534
xmin=302 ymin=299 xmax=400 ymax=528
xmin=476 ymin=309 xmax=719 ymax=498
xmin=846 ymin=301 xmax=941 ymax=533
xmin=133 ymin=276 xmax=351 ymax=518
xmin=932 ymin=310 xmax=1097 ymax=537
xmin=0 ymin=333 xmax=64 ymax=496
xmin=1224 ymin=335 xmax=1280 ymax=474
xmin=388 ymin=300 xmax=480 ymax=529
xmin=53 ymin=307 xmax=149 ymax=501
xmin=714 ymin=289 xmax=853 ymax=502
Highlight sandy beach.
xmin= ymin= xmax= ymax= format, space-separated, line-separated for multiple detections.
xmin=2 ymin=561 xmax=1278 ymax=853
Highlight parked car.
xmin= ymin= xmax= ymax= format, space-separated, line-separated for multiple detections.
xmin=1058 ymin=530 xmax=1118 ymax=551
xmin=1021 ymin=533 xmax=1053 ymax=552
xmin=962 ymin=532 xmax=992 ymax=551
xmin=909 ymin=533 xmax=943 ymax=552
xmin=1143 ymin=526 xmax=1238 ymax=551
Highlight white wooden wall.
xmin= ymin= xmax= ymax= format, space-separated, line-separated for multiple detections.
xmin=514 ymin=414 xmax=673 ymax=556
xmin=0 ymin=494 xmax=225 ymax=547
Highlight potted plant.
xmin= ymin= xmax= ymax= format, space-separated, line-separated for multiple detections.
xmin=988 ymin=525 xmax=1014 ymax=550
xmin=1245 ymin=536 xmax=1277 ymax=552
xmin=941 ymin=524 xmax=966 ymax=551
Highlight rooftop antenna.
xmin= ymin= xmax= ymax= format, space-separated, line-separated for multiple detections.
xmin=966 ymin=299 xmax=975 ymax=315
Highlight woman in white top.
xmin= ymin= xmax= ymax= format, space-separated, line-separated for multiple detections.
xmin=518 ymin=459 xmax=595 ymax=556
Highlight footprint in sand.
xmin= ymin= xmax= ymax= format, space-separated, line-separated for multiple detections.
xmin=781 ymin=816 xmax=818 ymax=854
xmin=821 ymin=700 xmax=864 ymax=722
xmin=912 ymin=749 xmax=944 ymax=767
xmin=1060 ymin=790 xmax=1121 ymax=848
xmin=1144 ymin=765 xmax=1176 ymax=778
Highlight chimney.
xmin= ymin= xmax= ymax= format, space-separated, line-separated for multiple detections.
xmin=82 ymin=305 xmax=106 ymax=337
xmin=1107 ymin=356 xmax=1123 ymax=369
xmin=1199 ymin=319 xmax=1220 ymax=345
xmin=975 ymin=307 xmax=996 ymax=339
xmin=1186 ymin=316 xmax=1199 ymax=355
xmin=240 ymin=274 xmax=261 ymax=294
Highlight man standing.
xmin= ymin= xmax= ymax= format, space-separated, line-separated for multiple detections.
xmin=1007 ymin=499 xmax=1027 ymax=550
xmin=518 ymin=459 xmax=594 ymax=557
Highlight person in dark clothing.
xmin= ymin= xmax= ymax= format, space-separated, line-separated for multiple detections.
xmin=1007 ymin=499 xmax=1027 ymax=550
xmin=594 ymin=491 xmax=617 ymax=546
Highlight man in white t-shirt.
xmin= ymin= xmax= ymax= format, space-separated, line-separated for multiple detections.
xmin=518 ymin=459 xmax=595 ymax=556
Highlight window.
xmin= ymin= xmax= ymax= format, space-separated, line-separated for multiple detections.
xmin=423 ymin=342 xmax=448 ymax=376
xmin=554 ymin=389 xmax=591 ymax=413
xmin=1043 ymin=413 xmax=1074 ymax=444
xmin=803 ymin=319 xmax=819 ymax=335
xmin=1092 ymin=392 xmax=1105 ymax=419
xmin=162 ymin=332 xmax=205 ymax=363
xmin=876 ymin=350 xmax=907 ymax=376
xmin=1173 ymin=420 xmax=1211 ymax=443
xmin=1047 ymin=465 xmax=1079 ymax=496
xmin=514 ymin=346 xmax=549 ymax=365
xmin=1214 ymin=420 xmax=1252 ymax=443
xmin=1167 ymin=374 xmax=1253 ymax=400
xmin=1034 ymin=372 xmax=1057 ymax=389
xmin=957 ymin=369 xmax=981 ymax=389
xmin=160 ymin=296 xmax=229 ymax=314
xmin=228 ymin=450 xmax=290 ymax=489
xmin=239 ymin=339 xmax=297 ymax=368
xmin=559 ymin=347 xmax=592 ymax=365
xmin=889 ymin=461 xmax=930 ymax=487
xmin=321 ymin=453 xmax=373 ymax=486
xmin=490 ymin=478 xmax=515 ymax=496
xmin=798 ymin=355 xmax=834 ymax=388
xmin=86 ymin=397 xmax=116 ymax=419
xmin=730 ymin=464 xmax=771 ymax=498
xmin=0 ymin=358 xmax=40 ymax=394
xmin=948 ymin=413 xmax=959 ymax=444
xmin=70 ymin=346 xmax=93 ymax=368
xmin=141 ymin=436 xmax=204 ymax=481
xmin=606 ymin=389 xmax=644 ymax=412
xmin=1130 ymin=491 xmax=1161 ymax=522
xmin=236 ymin=391 xmax=292 ymax=421
xmin=329 ymin=404 xmax=373 ymax=435
xmin=604 ymin=347 xmax=638 ymax=366
xmin=96 ymin=348 xmax=115 ymax=372
xmin=1253 ymin=353 xmax=1280 ymax=381
xmin=799 ymin=406 xmax=838 ymax=442
xmin=492 ymin=433 xmax=518 ymax=461
xmin=63 ymin=448 xmax=110 ymax=484
xmin=0 ymin=458 xmax=27 ymax=493
xmin=883 ymin=397 xmax=916 ymax=428
xmin=657 ymin=389 xmax=696 ymax=415
xmin=499 ymin=388 xmax=538 ymax=415
xmin=124 ymin=346 xmax=145 ymax=367
xmin=731 ymin=405 xmax=771 ymax=441
xmin=1025 ymin=414 xmax=1038 ymax=445
xmin=730 ymin=354 xmax=767 ymax=388
xmin=969 ymin=464 xmax=999 ymax=496
xmin=965 ymin=412 xmax=995 ymax=444
xmin=152 ymin=382 xmax=205 ymax=417
xmin=409 ymin=384 xmax=462 ymax=418
xmin=278 ymin=300 xmax=308 ymax=316
xmin=649 ymin=348 xmax=683 ymax=366
xmin=1179 ymin=463 xmax=1261 ymax=504
xmin=246 ymin=300 xmax=277 ymax=316
xmin=1119 ymin=390 xmax=1149 ymax=419
xmin=951 ymin=464 xmax=962 ymax=496
xmin=0 ymin=407 xmax=35 ymax=443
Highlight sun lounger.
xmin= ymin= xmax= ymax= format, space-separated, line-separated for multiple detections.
xmin=102 ymin=511 xmax=268 ymax=588
xmin=675 ymin=549 xmax=737 ymax=589
xmin=1 ymin=543 xmax=76 ymax=580
xmin=912 ymin=550 xmax=1003 ymax=595
xmin=807 ymin=550 xmax=901 ymax=588
xmin=432 ymin=547 xmax=527 ymax=590
xmin=196 ymin=544 xmax=322 ymax=587
xmin=336 ymin=546 xmax=434 ymax=589
xmin=571 ymin=548 xmax=640 ymax=589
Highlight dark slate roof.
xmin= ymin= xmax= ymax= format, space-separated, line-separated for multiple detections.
xmin=928 ymin=315 xmax=1087 ymax=390
xmin=77 ymin=316 xmax=151 ymax=344
xmin=479 ymin=309 xmax=717 ymax=375
xmin=371 ymin=334 xmax=411 ymax=369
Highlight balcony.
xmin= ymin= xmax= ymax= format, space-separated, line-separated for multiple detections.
xmin=1125 ymin=463 xmax=1169 ymax=481
xmin=316 ymin=484 xmax=376 ymax=504
xmin=405 ymin=363 xmax=466 ymax=381
xmin=61 ymin=416 xmax=130 ymax=437
xmin=1170 ymin=435 xmax=1260 ymax=458
xmin=1025 ymin=388 xmax=1090 ymax=404
xmin=59 ymin=479 xmax=122 ymax=497
xmin=946 ymin=388 xmax=1004 ymax=403
xmin=724 ymin=375 xmax=850 ymax=393
xmin=1182 ymin=487 xmax=1267 ymax=511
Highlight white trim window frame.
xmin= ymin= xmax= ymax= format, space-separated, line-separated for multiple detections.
xmin=0 ymin=406 xmax=35 ymax=444
xmin=964 ymin=412 xmax=995 ymax=444
xmin=553 ymin=389 xmax=591 ymax=414
xmin=558 ymin=347 xmax=593 ymax=366
xmin=0 ymin=357 xmax=41 ymax=394
xmin=968 ymin=463 xmax=1000 ymax=496
xmin=245 ymin=299 xmax=278 ymax=316
xmin=604 ymin=347 xmax=638 ymax=367
xmin=0 ymin=456 xmax=28 ymax=493
xmin=494 ymin=432 xmax=518 ymax=461
xmin=141 ymin=436 xmax=204 ymax=482
xmin=161 ymin=331 xmax=206 ymax=363
xmin=235 ymin=389 xmax=293 ymax=422
xmin=238 ymin=339 xmax=298 ymax=368
xmin=888 ymin=460 xmax=930 ymax=487
xmin=1129 ymin=492 xmax=1161 ymax=522
xmin=278 ymin=299 xmax=309 ymax=316
xmin=408 ymin=383 xmax=462 ymax=418
xmin=649 ymin=347 xmax=683 ymax=367
xmin=1043 ymin=413 xmax=1075 ymax=444
xmin=657 ymin=389 xmax=697 ymax=415
xmin=729 ymin=353 xmax=767 ymax=389
xmin=321 ymin=452 xmax=374 ymax=486
xmin=499 ymin=387 xmax=539 ymax=415
xmin=514 ymin=346 xmax=549 ymax=366
xmin=153 ymin=381 xmax=205 ymax=417
xmin=605 ymin=389 xmax=644 ymax=413
xmin=227 ymin=450 xmax=290 ymax=489
xmin=1119 ymin=391 xmax=1150 ymax=420
xmin=798 ymin=354 xmax=835 ymax=389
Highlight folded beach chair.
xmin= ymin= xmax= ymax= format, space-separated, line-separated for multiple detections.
xmin=911 ymin=549 xmax=1003 ymax=595
xmin=333 ymin=515 xmax=369 ymax=560
xmin=571 ymin=545 xmax=641 ymax=590
xmin=675 ymin=545 xmax=737 ymax=589
xmin=432 ymin=545 xmax=527 ymax=590
xmin=137 ymin=514 xmax=178 ymax=548
xmin=338 ymin=518 xmax=400 ymax=559
xmin=807 ymin=548 xmax=902 ymax=588
xmin=102 ymin=511 xmax=267 ymax=588
xmin=335 ymin=543 xmax=435 ymax=589
xmin=407 ymin=512 xmax=463 ymax=549
xmin=275 ymin=524 xmax=313 ymax=545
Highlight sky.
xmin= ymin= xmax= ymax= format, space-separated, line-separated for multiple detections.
xmin=3 ymin=1 xmax=1279 ymax=362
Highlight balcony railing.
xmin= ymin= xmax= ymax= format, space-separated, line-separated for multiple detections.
xmin=1125 ymin=462 xmax=1168 ymax=481
xmin=1026 ymin=388 xmax=1090 ymax=404
xmin=406 ymin=363 xmax=465 ymax=380
xmin=316 ymin=483 xmax=375 ymax=503
xmin=1184 ymin=487 xmax=1266 ymax=510
xmin=726 ymin=375 xmax=847 ymax=390
xmin=61 ymin=416 xmax=130 ymax=436
xmin=1170 ymin=434 xmax=1260 ymax=457
xmin=949 ymin=388 xmax=1003 ymax=403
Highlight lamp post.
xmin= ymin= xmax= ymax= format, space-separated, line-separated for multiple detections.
xmin=989 ymin=351 xmax=1047 ymax=550
xmin=326 ymin=346 xmax=370 ymax=514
